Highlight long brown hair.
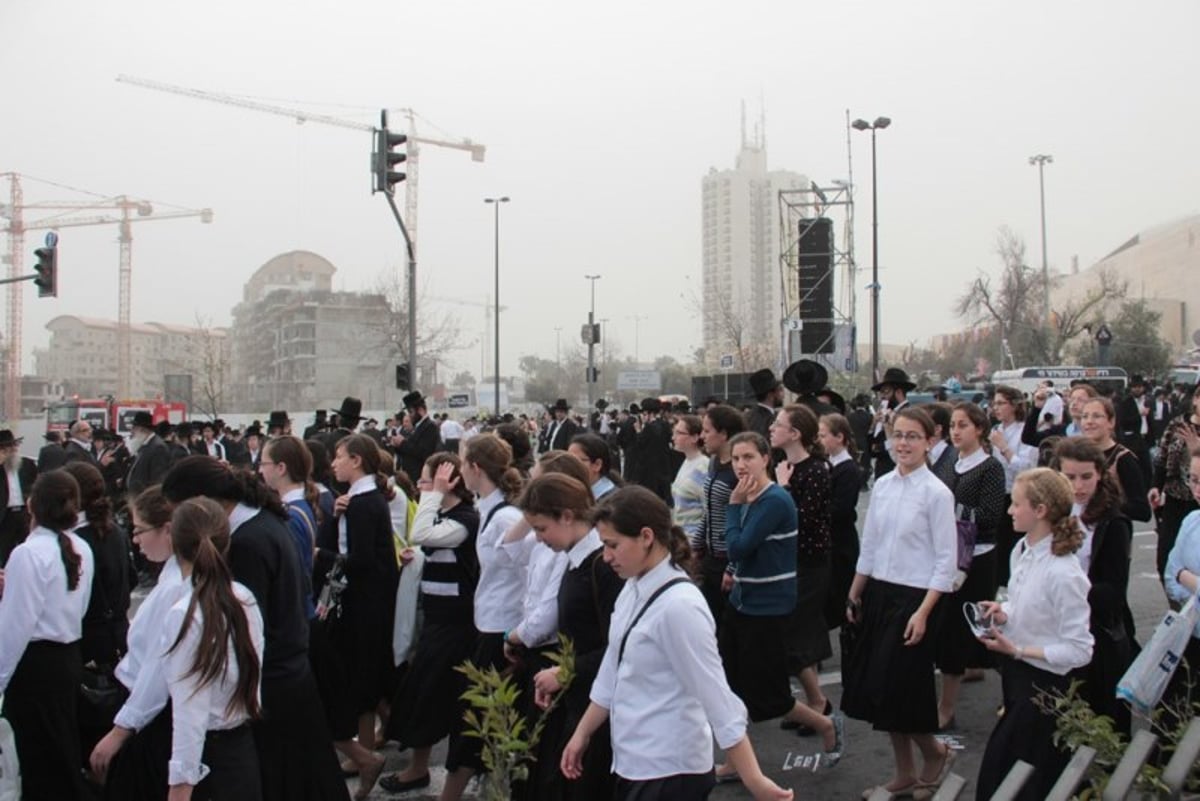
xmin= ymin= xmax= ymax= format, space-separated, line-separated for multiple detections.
xmin=264 ymin=435 xmax=324 ymax=524
xmin=167 ymin=497 xmax=262 ymax=720
xmin=464 ymin=434 xmax=524 ymax=502
xmin=819 ymin=413 xmax=858 ymax=460
xmin=592 ymin=485 xmax=693 ymax=574
xmin=62 ymin=461 xmax=113 ymax=542
xmin=336 ymin=434 xmax=389 ymax=496
xmin=161 ymin=455 xmax=286 ymax=518
xmin=780 ymin=404 xmax=824 ymax=458
xmin=1051 ymin=436 xmax=1124 ymax=525
xmin=30 ymin=471 xmax=83 ymax=591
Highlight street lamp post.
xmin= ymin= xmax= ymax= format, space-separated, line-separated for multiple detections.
xmin=484 ymin=196 xmax=509 ymax=416
xmin=1029 ymin=154 xmax=1053 ymax=337
xmin=851 ymin=115 xmax=891 ymax=384
xmin=585 ymin=275 xmax=601 ymax=409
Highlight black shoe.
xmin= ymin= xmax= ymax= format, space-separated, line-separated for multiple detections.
xmin=379 ymin=773 xmax=431 ymax=794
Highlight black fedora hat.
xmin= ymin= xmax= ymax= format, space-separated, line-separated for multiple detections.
xmin=748 ymin=368 xmax=780 ymax=397
xmin=401 ymin=391 xmax=427 ymax=411
xmin=872 ymin=367 xmax=917 ymax=393
xmin=782 ymin=359 xmax=829 ymax=396
xmin=330 ymin=397 xmax=364 ymax=422
xmin=817 ymin=388 xmax=847 ymax=415
xmin=267 ymin=410 xmax=291 ymax=429
xmin=641 ymin=397 xmax=662 ymax=413
xmin=551 ymin=398 xmax=571 ymax=412
xmin=0 ymin=429 xmax=23 ymax=448
xmin=130 ymin=411 xmax=156 ymax=430
xmin=628 ymin=402 xmax=641 ymax=414
xmin=155 ymin=420 xmax=174 ymax=438
xmin=595 ymin=398 xmax=608 ymax=411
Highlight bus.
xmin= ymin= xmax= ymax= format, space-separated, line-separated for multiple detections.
xmin=989 ymin=366 xmax=1129 ymax=397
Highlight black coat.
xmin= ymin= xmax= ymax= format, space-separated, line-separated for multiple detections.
xmin=633 ymin=416 xmax=673 ymax=502
xmin=545 ymin=417 xmax=581 ymax=453
xmin=394 ymin=415 xmax=441 ymax=483
xmin=37 ymin=443 xmax=67 ymax=471
xmin=743 ymin=403 xmax=776 ymax=441
xmin=0 ymin=457 xmax=37 ymax=508
xmin=126 ymin=435 xmax=171 ymax=495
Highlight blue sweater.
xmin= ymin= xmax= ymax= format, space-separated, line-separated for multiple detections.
xmin=726 ymin=484 xmax=798 ymax=616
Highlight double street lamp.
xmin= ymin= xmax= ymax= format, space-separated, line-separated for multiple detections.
xmin=851 ymin=115 xmax=891 ymax=384
xmin=484 ymin=196 xmax=510 ymax=416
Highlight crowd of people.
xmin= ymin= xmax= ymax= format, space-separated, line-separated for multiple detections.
xmin=0 ymin=364 xmax=1197 ymax=801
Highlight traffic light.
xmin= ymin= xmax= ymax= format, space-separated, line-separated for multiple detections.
xmin=395 ymin=363 xmax=410 ymax=391
xmin=372 ymin=110 xmax=408 ymax=195
xmin=33 ymin=245 xmax=57 ymax=298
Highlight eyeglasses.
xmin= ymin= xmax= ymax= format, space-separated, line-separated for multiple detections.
xmin=1077 ymin=413 xmax=1109 ymax=422
xmin=259 ymin=460 xmax=277 ymax=468
xmin=131 ymin=525 xmax=161 ymax=537
xmin=890 ymin=431 xmax=927 ymax=443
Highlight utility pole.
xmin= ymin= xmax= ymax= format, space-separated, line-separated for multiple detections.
xmin=585 ymin=275 xmax=601 ymax=409
xmin=1029 ymin=154 xmax=1054 ymax=341
xmin=852 ymin=116 xmax=891 ymax=384
xmin=484 ymin=196 xmax=509 ymax=415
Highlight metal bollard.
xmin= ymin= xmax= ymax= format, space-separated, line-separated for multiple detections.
xmin=1102 ymin=729 xmax=1158 ymax=801
xmin=1045 ymin=745 xmax=1097 ymax=801
xmin=990 ymin=760 xmax=1035 ymax=801
xmin=1162 ymin=717 xmax=1200 ymax=801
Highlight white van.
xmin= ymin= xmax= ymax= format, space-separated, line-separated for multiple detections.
xmin=990 ymin=366 xmax=1129 ymax=398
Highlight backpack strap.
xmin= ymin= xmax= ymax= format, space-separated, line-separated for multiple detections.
xmin=618 ymin=577 xmax=690 ymax=664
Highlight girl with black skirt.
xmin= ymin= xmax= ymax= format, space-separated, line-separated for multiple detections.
xmin=164 ymin=497 xmax=265 ymax=801
xmin=818 ymin=413 xmax=862 ymax=631
xmin=1077 ymin=397 xmax=1153 ymax=524
xmin=379 ymin=453 xmax=481 ymax=794
xmin=1052 ymin=437 xmax=1136 ymax=735
xmin=976 ymin=468 xmax=1093 ymax=801
xmin=90 ymin=486 xmax=189 ymax=801
xmin=317 ymin=433 xmax=400 ymax=798
xmin=521 ymin=472 xmax=623 ymax=800
xmin=0 ymin=471 xmax=94 ymax=801
xmin=161 ymin=456 xmax=350 ymax=801
xmin=934 ymin=403 xmax=1006 ymax=730
xmin=769 ymin=406 xmax=836 ymax=732
xmin=843 ymin=408 xmax=958 ymax=800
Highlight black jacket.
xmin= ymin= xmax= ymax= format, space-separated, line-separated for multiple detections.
xmin=0 ymin=458 xmax=37 ymax=508
xmin=394 ymin=415 xmax=441 ymax=483
xmin=545 ymin=417 xmax=581 ymax=453
xmin=126 ymin=435 xmax=171 ymax=495
xmin=37 ymin=443 xmax=68 ymax=472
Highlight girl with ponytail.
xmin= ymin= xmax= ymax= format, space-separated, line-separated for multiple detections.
xmin=258 ymin=435 xmax=320 ymax=619
xmin=565 ymin=485 xmax=792 ymax=801
xmin=975 ymin=467 xmax=1093 ymax=801
xmin=164 ymin=497 xmax=264 ymax=801
xmin=315 ymin=433 xmax=398 ymax=798
xmin=161 ymin=454 xmax=350 ymax=801
xmin=0 ymin=470 xmax=95 ymax=801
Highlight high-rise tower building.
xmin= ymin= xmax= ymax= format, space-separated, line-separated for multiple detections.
xmin=701 ymin=116 xmax=808 ymax=369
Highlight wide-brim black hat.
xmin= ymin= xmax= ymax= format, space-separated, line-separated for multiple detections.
xmin=783 ymin=359 xmax=829 ymax=396
xmin=130 ymin=411 xmax=156 ymax=430
xmin=267 ymin=410 xmax=291 ymax=428
xmin=401 ymin=391 xmax=426 ymax=411
xmin=872 ymin=367 xmax=917 ymax=392
xmin=818 ymin=389 xmax=847 ymax=415
xmin=551 ymin=398 xmax=571 ymax=412
xmin=0 ymin=429 xmax=23 ymax=448
xmin=330 ymin=397 xmax=364 ymax=422
xmin=641 ymin=397 xmax=662 ymax=413
xmin=595 ymin=398 xmax=608 ymax=411
xmin=154 ymin=420 xmax=174 ymax=438
xmin=628 ymin=403 xmax=641 ymax=414
xmin=244 ymin=424 xmax=262 ymax=438
xmin=748 ymin=368 xmax=780 ymax=397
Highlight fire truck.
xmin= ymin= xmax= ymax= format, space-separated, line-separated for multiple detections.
xmin=46 ymin=397 xmax=188 ymax=438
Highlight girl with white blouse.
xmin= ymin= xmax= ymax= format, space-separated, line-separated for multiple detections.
xmin=0 ymin=470 xmax=95 ymax=801
xmin=163 ymin=496 xmax=265 ymax=801
xmin=90 ymin=486 xmax=190 ymax=801
xmin=988 ymin=385 xmax=1038 ymax=587
xmin=843 ymin=408 xmax=958 ymax=800
xmin=976 ymin=468 xmax=1093 ymax=801
xmin=562 ymin=485 xmax=792 ymax=801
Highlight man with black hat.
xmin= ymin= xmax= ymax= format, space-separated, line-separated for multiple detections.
xmin=392 ymin=391 xmax=442 ymax=482
xmin=243 ymin=424 xmax=263 ymax=470
xmin=634 ymin=398 xmax=674 ymax=502
xmin=1117 ymin=375 xmax=1153 ymax=485
xmin=745 ymin=367 xmax=784 ymax=439
xmin=168 ymin=422 xmax=193 ymax=466
xmin=870 ymin=367 xmax=916 ymax=480
xmin=126 ymin=411 xmax=171 ymax=495
xmin=37 ymin=430 xmax=67 ymax=472
xmin=303 ymin=409 xmax=327 ymax=440
xmin=783 ymin=359 xmax=840 ymax=418
xmin=267 ymin=410 xmax=292 ymax=438
xmin=616 ymin=405 xmax=639 ymax=478
xmin=540 ymin=398 xmax=580 ymax=454
xmin=319 ymin=397 xmax=362 ymax=454
xmin=0 ymin=430 xmax=37 ymax=566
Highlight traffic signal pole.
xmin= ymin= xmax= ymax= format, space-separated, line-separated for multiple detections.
xmin=373 ymin=110 xmax=415 ymax=385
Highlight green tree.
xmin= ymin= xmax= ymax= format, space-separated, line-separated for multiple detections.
xmin=1071 ymin=299 xmax=1174 ymax=375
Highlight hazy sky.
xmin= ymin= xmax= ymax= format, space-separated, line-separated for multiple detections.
xmin=3 ymin=0 xmax=1198 ymax=380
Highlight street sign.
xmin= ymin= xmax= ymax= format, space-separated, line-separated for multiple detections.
xmin=448 ymin=393 xmax=470 ymax=408
xmin=784 ymin=318 xmax=803 ymax=332
xmin=44 ymin=231 xmax=58 ymax=247
xmin=719 ymin=354 xmax=734 ymax=370
xmin=1095 ymin=324 xmax=1113 ymax=345
xmin=617 ymin=370 xmax=662 ymax=391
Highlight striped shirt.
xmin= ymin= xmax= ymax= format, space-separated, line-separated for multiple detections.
xmin=672 ymin=454 xmax=710 ymax=545
xmin=698 ymin=459 xmax=736 ymax=558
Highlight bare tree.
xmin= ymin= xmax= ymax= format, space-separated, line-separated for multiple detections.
xmin=361 ymin=267 xmax=465 ymax=381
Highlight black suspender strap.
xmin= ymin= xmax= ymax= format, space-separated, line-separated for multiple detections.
xmin=617 ymin=577 xmax=691 ymax=664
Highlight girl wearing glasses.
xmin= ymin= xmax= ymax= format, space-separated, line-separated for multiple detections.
xmin=988 ymin=385 xmax=1037 ymax=587
xmin=670 ymin=414 xmax=709 ymax=546
xmin=844 ymin=408 xmax=958 ymax=800
xmin=90 ymin=486 xmax=188 ymax=801
xmin=1076 ymin=397 xmax=1152 ymax=523
xmin=975 ymin=468 xmax=1093 ymax=801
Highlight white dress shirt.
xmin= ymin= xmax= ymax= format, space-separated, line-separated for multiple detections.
xmin=1070 ymin=502 xmax=1096 ymax=574
xmin=512 ymin=542 xmax=568 ymax=648
xmin=4 ymin=465 xmax=22 ymax=509
xmin=993 ymin=422 xmax=1036 ymax=492
xmin=114 ymin=556 xmax=189 ymax=730
xmin=856 ymin=464 xmax=958 ymax=593
xmin=1042 ymin=393 xmax=1065 ymax=427
xmin=410 ymin=492 xmax=470 ymax=549
xmin=590 ymin=557 xmax=747 ymax=780
xmin=473 ymin=489 xmax=527 ymax=633
xmin=0 ymin=526 xmax=95 ymax=693
xmin=1000 ymin=535 xmax=1093 ymax=675
xmin=338 ymin=475 xmax=377 ymax=554
xmin=165 ymin=581 xmax=264 ymax=787
xmin=829 ymin=450 xmax=852 ymax=467
xmin=567 ymin=528 xmax=603 ymax=569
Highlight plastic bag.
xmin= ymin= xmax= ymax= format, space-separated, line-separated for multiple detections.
xmin=392 ymin=547 xmax=425 ymax=666
xmin=1116 ymin=594 xmax=1199 ymax=714
xmin=0 ymin=699 xmax=20 ymax=801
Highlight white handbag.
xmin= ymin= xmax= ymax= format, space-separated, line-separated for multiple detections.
xmin=0 ymin=698 xmax=20 ymax=801
xmin=1116 ymin=593 xmax=1200 ymax=714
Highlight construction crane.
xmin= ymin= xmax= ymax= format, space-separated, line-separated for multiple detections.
xmin=115 ymin=74 xmax=485 ymax=265
xmin=1 ymin=172 xmax=212 ymax=415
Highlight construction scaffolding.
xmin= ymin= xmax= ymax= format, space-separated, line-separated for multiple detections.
xmin=777 ymin=180 xmax=859 ymax=381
